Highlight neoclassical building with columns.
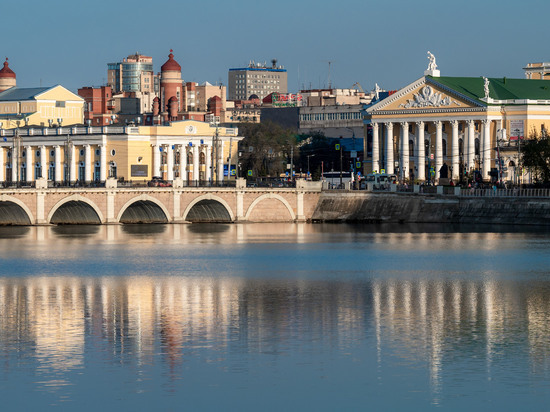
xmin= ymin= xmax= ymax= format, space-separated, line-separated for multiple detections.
xmin=364 ymin=56 xmax=550 ymax=183
xmin=0 ymin=120 xmax=241 ymax=184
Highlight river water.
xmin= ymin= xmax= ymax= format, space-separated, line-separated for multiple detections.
xmin=1 ymin=223 xmax=549 ymax=411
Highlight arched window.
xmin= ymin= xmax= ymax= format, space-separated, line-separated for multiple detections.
xmin=475 ymin=138 xmax=480 ymax=156
xmin=442 ymin=139 xmax=447 ymax=157
xmin=409 ymin=140 xmax=414 ymax=157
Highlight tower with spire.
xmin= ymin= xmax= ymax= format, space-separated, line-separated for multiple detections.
xmin=160 ymin=50 xmax=183 ymax=122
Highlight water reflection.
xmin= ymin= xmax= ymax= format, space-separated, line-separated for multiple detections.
xmin=1 ymin=276 xmax=550 ymax=391
xmin=1 ymin=224 xmax=550 ymax=408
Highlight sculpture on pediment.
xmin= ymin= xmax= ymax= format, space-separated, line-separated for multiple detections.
xmin=427 ymin=51 xmax=437 ymax=71
xmin=399 ymin=86 xmax=460 ymax=109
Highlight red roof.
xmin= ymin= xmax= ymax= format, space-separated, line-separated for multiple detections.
xmin=161 ymin=50 xmax=181 ymax=72
xmin=0 ymin=58 xmax=15 ymax=78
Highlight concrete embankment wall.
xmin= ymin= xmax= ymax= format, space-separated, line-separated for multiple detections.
xmin=311 ymin=192 xmax=550 ymax=225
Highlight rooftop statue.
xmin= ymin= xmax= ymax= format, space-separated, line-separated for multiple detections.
xmin=427 ymin=51 xmax=437 ymax=71
xmin=483 ymin=77 xmax=490 ymax=98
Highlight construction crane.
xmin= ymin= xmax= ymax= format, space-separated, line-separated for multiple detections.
xmin=351 ymin=82 xmax=364 ymax=93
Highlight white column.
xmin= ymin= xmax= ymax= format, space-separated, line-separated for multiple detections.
xmin=11 ymin=145 xmax=17 ymax=182
xmin=167 ymin=144 xmax=174 ymax=181
xmin=482 ymin=120 xmax=491 ymax=181
xmin=451 ymin=120 xmax=459 ymax=181
xmin=69 ymin=144 xmax=76 ymax=182
xmin=84 ymin=144 xmax=92 ymax=182
xmin=153 ymin=144 xmax=161 ymax=178
xmin=467 ymin=120 xmax=476 ymax=170
xmin=26 ymin=146 xmax=34 ymax=182
xmin=416 ymin=121 xmax=425 ymax=181
xmin=0 ymin=148 xmax=4 ymax=182
xmin=435 ymin=121 xmax=443 ymax=182
xmin=372 ymin=123 xmax=380 ymax=173
xmin=40 ymin=145 xmax=47 ymax=180
xmin=205 ymin=144 xmax=212 ymax=182
xmin=217 ymin=141 xmax=224 ymax=182
xmin=192 ymin=143 xmax=199 ymax=182
xmin=400 ymin=122 xmax=409 ymax=181
xmin=385 ymin=122 xmax=394 ymax=175
xmin=54 ymin=145 xmax=62 ymax=183
xmin=100 ymin=144 xmax=107 ymax=181
xmin=463 ymin=122 xmax=469 ymax=169
xmin=179 ymin=145 xmax=187 ymax=182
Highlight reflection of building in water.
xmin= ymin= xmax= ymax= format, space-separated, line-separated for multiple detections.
xmin=0 ymin=277 xmax=85 ymax=373
xmin=0 ymin=276 xmax=549 ymax=386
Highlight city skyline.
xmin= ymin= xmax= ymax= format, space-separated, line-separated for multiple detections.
xmin=3 ymin=0 xmax=550 ymax=94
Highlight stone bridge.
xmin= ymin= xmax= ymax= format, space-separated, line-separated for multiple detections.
xmin=0 ymin=180 xmax=323 ymax=225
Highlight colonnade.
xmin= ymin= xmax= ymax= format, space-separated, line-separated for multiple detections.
xmin=370 ymin=118 xmax=493 ymax=182
xmin=0 ymin=138 xmax=229 ymax=184
xmin=0 ymin=143 xmax=107 ymax=183
xmin=152 ymin=140 xmax=225 ymax=182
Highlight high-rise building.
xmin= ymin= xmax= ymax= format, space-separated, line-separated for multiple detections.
xmin=228 ymin=59 xmax=287 ymax=101
xmin=107 ymin=53 xmax=157 ymax=94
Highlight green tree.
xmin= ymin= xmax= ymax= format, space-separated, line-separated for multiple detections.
xmin=296 ymin=131 xmax=335 ymax=180
xmin=521 ymin=129 xmax=550 ymax=184
xmin=238 ymin=121 xmax=297 ymax=178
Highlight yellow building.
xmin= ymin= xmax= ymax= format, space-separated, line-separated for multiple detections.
xmin=364 ymin=53 xmax=550 ymax=184
xmin=0 ymin=85 xmax=84 ymax=129
xmin=0 ymin=119 xmax=241 ymax=184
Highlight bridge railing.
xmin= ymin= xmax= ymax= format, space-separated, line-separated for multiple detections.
xmin=0 ymin=181 xmax=37 ymax=189
xmin=460 ymin=188 xmax=550 ymax=198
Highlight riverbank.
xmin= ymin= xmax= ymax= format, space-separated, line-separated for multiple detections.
xmin=311 ymin=192 xmax=550 ymax=225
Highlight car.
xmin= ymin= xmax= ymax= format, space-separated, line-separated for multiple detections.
xmin=148 ymin=177 xmax=172 ymax=187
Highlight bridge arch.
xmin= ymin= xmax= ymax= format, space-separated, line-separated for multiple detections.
xmin=48 ymin=195 xmax=104 ymax=225
xmin=117 ymin=194 xmax=171 ymax=224
xmin=245 ymin=193 xmax=296 ymax=222
xmin=183 ymin=194 xmax=234 ymax=222
xmin=0 ymin=195 xmax=34 ymax=225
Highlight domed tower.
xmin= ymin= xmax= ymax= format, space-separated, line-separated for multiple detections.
xmin=160 ymin=50 xmax=183 ymax=116
xmin=0 ymin=58 xmax=16 ymax=92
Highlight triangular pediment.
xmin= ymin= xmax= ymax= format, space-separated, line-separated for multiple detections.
xmin=367 ymin=77 xmax=485 ymax=114
xmin=35 ymin=85 xmax=84 ymax=102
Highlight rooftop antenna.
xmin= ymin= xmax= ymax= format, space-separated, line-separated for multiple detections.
xmin=327 ymin=61 xmax=332 ymax=89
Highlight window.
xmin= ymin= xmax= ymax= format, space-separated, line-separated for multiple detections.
xmin=55 ymin=101 xmax=66 ymax=108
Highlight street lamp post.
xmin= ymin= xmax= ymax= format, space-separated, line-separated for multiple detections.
xmin=339 ymin=136 xmax=343 ymax=187
xmin=307 ymin=154 xmax=315 ymax=180
xmin=13 ymin=128 xmax=21 ymax=186
xmin=515 ymin=128 xmax=521 ymax=186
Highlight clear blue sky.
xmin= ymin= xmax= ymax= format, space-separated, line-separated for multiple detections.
xmin=3 ymin=0 xmax=549 ymax=94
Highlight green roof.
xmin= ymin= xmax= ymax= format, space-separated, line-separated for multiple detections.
xmin=427 ymin=76 xmax=550 ymax=104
